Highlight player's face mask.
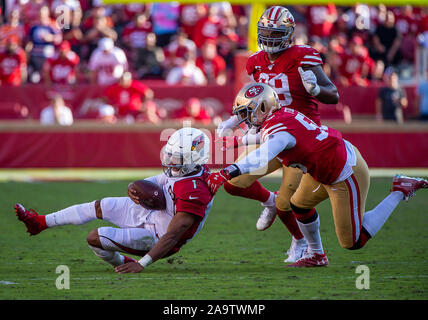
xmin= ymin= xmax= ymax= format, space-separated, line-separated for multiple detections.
xmin=257 ymin=6 xmax=295 ymax=54
xmin=161 ymin=128 xmax=210 ymax=178
xmin=161 ymin=146 xmax=200 ymax=178
xmin=233 ymin=83 xmax=280 ymax=129
xmin=234 ymin=101 xmax=264 ymax=128
xmin=257 ymin=29 xmax=291 ymax=54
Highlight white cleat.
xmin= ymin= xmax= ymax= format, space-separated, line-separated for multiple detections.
xmin=284 ymin=237 xmax=308 ymax=263
xmin=256 ymin=205 xmax=277 ymax=231
xmin=256 ymin=193 xmax=277 ymax=231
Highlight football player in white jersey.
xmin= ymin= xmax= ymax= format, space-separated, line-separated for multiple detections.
xmin=15 ymin=128 xmax=214 ymax=273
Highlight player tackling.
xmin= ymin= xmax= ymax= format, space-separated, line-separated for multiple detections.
xmin=208 ymin=82 xmax=428 ymax=267
xmin=216 ymin=6 xmax=339 ymax=263
xmin=14 ymin=128 xmax=213 ymax=273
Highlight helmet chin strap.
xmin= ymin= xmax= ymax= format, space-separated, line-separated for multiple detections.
xmin=166 ymin=164 xmax=200 ymax=177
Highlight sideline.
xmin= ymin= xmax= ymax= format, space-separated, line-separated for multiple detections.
xmin=0 ymin=168 xmax=427 ymax=182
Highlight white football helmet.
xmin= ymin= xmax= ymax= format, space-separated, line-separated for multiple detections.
xmin=161 ymin=127 xmax=210 ymax=177
xmin=257 ymin=6 xmax=296 ymax=54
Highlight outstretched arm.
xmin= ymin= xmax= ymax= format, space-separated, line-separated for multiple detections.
xmin=207 ymin=131 xmax=296 ymax=194
xmin=115 ymin=211 xmax=198 ymax=273
xmin=234 ymin=131 xmax=295 ymax=175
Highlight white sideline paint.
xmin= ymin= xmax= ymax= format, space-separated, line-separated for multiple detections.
xmin=0 ymin=168 xmax=427 ymax=182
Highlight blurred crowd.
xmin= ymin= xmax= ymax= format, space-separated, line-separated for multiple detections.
xmin=0 ymin=1 xmax=427 ymax=123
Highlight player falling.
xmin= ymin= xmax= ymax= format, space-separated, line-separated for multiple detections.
xmin=216 ymin=6 xmax=339 ymax=263
xmin=15 ymin=128 xmax=214 ymax=273
xmin=208 ymin=82 xmax=428 ymax=267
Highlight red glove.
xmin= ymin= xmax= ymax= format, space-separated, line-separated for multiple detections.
xmin=206 ymin=170 xmax=230 ymax=195
xmin=215 ymin=136 xmax=242 ymax=151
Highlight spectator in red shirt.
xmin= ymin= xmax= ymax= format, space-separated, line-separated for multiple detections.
xmin=420 ymin=7 xmax=428 ymax=35
xmin=0 ymin=37 xmax=27 ymax=86
xmin=105 ymin=71 xmax=154 ymax=119
xmin=0 ymin=9 xmax=26 ymax=48
xmin=15 ymin=0 xmax=48 ymax=27
xmin=82 ymin=10 xmax=118 ymax=60
xmin=121 ymin=13 xmax=153 ymax=67
xmin=195 ymin=40 xmax=226 ymax=85
xmin=306 ymin=4 xmax=338 ymax=41
xmin=192 ymin=5 xmax=226 ymax=48
xmin=164 ymin=29 xmax=197 ymax=70
xmin=395 ymin=5 xmax=419 ymax=64
xmin=173 ymin=97 xmax=212 ymax=124
xmin=336 ymin=36 xmax=372 ymax=87
xmin=179 ymin=4 xmax=208 ymax=38
xmin=395 ymin=5 xmax=419 ymax=37
xmin=43 ymin=41 xmax=80 ymax=85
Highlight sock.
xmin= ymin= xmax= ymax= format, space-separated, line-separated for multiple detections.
xmin=89 ymin=245 xmax=124 ymax=267
xmin=277 ymin=209 xmax=304 ymax=240
xmin=261 ymin=192 xmax=276 ymax=207
xmin=224 ymin=181 xmax=270 ymax=203
xmin=296 ymin=215 xmax=324 ymax=254
xmin=45 ymin=201 xmax=97 ymax=227
xmin=349 ymin=227 xmax=371 ymax=250
xmin=362 ymin=191 xmax=404 ymax=237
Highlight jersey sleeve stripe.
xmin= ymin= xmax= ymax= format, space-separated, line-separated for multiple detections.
xmin=303 ymin=55 xmax=323 ymax=61
xmin=300 ymin=61 xmax=322 ymax=66
xmin=262 ymin=127 xmax=288 ymax=142
xmin=268 ymin=127 xmax=288 ymax=137
xmin=262 ymin=123 xmax=285 ymax=137
xmin=261 ymin=124 xmax=287 ymax=141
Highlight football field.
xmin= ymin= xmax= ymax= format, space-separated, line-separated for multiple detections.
xmin=0 ymin=174 xmax=427 ymax=300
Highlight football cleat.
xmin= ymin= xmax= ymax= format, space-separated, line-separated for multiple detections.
xmin=286 ymin=251 xmax=328 ymax=268
xmin=284 ymin=237 xmax=308 ymax=263
xmin=391 ymin=175 xmax=428 ymax=201
xmin=256 ymin=206 xmax=277 ymax=231
xmin=14 ymin=203 xmax=47 ymax=236
xmin=256 ymin=194 xmax=277 ymax=231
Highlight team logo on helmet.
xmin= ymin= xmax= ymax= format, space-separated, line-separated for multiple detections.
xmin=245 ymin=85 xmax=264 ymax=98
xmin=191 ymin=134 xmax=205 ymax=152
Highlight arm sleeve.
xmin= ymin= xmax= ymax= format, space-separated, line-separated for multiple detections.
xmin=216 ymin=115 xmax=239 ymax=137
xmin=241 ymin=130 xmax=261 ymax=145
xmin=235 ymin=131 xmax=296 ymax=175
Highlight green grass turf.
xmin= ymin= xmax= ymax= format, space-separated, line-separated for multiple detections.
xmin=0 ymin=178 xmax=427 ymax=300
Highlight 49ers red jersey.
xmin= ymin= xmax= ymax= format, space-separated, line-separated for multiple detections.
xmin=260 ymin=108 xmax=347 ymax=185
xmin=247 ymin=45 xmax=323 ymax=125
